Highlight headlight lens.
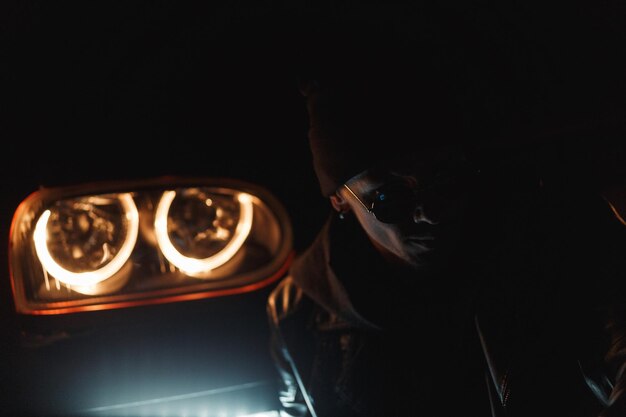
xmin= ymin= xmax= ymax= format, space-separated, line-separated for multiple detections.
xmin=33 ymin=193 xmax=139 ymax=291
xmin=10 ymin=178 xmax=293 ymax=315
xmin=154 ymin=190 xmax=253 ymax=277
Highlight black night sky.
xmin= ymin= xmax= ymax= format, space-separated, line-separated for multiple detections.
xmin=2 ymin=0 xmax=625 ymax=236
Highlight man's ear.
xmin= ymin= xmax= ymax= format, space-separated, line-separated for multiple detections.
xmin=330 ymin=192 xmax=351 ymax=214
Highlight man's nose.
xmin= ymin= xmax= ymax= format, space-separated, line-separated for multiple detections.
xmin=413 ymin=202 xmax=440 ymax=225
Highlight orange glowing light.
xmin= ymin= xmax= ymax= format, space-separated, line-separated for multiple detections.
xmin=33 ymin=193 xmax=139 ymax=288
xmin=154 ymin=191 xmax=254 ymax=277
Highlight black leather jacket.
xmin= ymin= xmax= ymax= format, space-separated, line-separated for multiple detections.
xmin=267 ymin=213 xmax=491 ymax=416
xmin=267 ymin=188 xmax=626 ymax=417
xmin=474 ymin=188 xmax=626 ymax=417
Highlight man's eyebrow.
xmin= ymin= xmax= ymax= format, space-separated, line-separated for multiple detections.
xmin=363 ymin=189 xmax=380 ymax=201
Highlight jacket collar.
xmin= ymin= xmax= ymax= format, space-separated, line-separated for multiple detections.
xmin=290 ymin=210 xmax=488 ymax=333
xmin=289 ymin=213 xmax=389 ymax=331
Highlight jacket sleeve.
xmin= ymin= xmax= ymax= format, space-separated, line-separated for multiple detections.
xmin=599 ymin=309 xmax=626 ymax=417
xmin=267 ymin=276 xmax=314 ymax=417
xmin=598 ymin=201 xmax=626 ymax=417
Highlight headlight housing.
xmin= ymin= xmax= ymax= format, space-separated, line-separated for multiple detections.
xmin=9 ymin=177 xmax=293 ymax=315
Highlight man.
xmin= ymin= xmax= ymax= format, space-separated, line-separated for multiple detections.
xmin=267 ymin=19 xmax=502 ymax=416
xmin=267 ymin=10 xmax=626 ymax=417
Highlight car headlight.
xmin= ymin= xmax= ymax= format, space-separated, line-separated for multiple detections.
xmin=9 ymin=177 xmax=293 ymax=315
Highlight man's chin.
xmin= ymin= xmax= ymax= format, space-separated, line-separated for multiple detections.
xmin=406 ymin=248 xmax=457 ymax=273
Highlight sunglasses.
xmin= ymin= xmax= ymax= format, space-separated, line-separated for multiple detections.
xmin=343 ymin=181 xmax=418 ymax=224
xmin=342 ymin=164 xmax=478 ymax=224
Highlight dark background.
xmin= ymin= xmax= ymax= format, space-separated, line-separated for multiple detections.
xmin=1 ymin=1 xmax=625 ymax=416
xmin=2 ymin=0 xmax=626 ymax=242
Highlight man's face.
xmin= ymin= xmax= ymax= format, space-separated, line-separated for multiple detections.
xmin=338 ymin=145 xmax=474 ymax=271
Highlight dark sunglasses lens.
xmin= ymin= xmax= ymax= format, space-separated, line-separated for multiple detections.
xmin=372 ymin=183 xmax=416 ymax=223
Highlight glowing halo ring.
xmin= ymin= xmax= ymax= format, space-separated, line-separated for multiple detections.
xmin=33 ymin=193 xmax=139 ymax=287
xmin=154 ymin=190 xmax=253 ymax=277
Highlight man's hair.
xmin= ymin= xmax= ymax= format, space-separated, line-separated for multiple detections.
xmin=297 ymin=7 xmax=626 ymax=196
xmin=298 ymin=16 xmax=477 ymax=196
